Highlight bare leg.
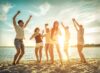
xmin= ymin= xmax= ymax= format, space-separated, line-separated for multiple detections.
xmin=45 ymin=44 xmax=49 ymax=62
xmin=35 ymin=47 xmax=39 ymax=62
xmin=49 ymin=44 xmax=54 ymax=64
xmin=12 ymin=48 xmax=20 ymax=65
xmin=16 ymin=44 xmax=25 ymax=64
xmin=78 ymin=45 xmax=86 ymax=63
xmin=64 ymin=44 xmax=69 ymax=62
xmin=16 ymin=45 xmax=25 ymax=64
xmin=56 ymin=43 xmax=62 ymax=64
xmin=39 ymin=46 xmax=43 ymax=63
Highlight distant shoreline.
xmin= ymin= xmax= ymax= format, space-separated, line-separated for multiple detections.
xmin=0 ymin=44 xmax=100 ymax=48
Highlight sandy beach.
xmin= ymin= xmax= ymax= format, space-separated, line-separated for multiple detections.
xmin=0 ymin=59 xmax=100 ymax=73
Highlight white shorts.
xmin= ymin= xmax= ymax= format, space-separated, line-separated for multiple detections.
xmin=35 ymin=42 xmax=43 ymax=48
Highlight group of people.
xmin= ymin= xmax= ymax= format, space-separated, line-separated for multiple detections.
xmin=12 ymin=11 xmax=86 ymax=65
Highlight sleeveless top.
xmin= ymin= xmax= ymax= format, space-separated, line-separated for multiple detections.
xmin=35 ymin=33 xmax=42 ymax=43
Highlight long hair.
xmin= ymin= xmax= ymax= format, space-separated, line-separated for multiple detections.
xmin=51 ymin=21 xmax=59 ymax=39
xmin=53 ymin=21 xmax=59 ymax=30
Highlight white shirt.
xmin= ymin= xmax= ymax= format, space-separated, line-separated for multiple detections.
xmin=45 ymin=32 xmax=52 ymax=44
xmin=14 ymin=25 xmax=24 ymax=39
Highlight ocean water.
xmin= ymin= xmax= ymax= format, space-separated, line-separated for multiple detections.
xmin=0 ymin=47 xmax=100 ymax=62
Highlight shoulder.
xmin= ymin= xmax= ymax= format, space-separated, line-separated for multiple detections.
xmin=39 ymin=33 xmax=42 ymax=36
xmin=14 ymin=25 xmax=19 ymax=29
xmin=82 ymin=28 xmax=84 ymax=31
xmin=15 ymin=24 xmax=18 ymax=27
xmin=33 ymin=32 xmax=38 ymax=37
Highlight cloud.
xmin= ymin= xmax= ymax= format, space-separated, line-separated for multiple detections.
xmin=39 ymin=2 xmax=50 ymax=15
xmin=57 ymin=3 xmax=97 ymax=26
xmin=28 ymin=2 xmax=51 ymax=17
xmin=0 ymin=3 xmax=13 ymax=21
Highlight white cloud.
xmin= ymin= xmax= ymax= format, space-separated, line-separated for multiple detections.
xmin=57 ymin=6 xmax=96 ymax=26
xmin=39 ymin=2 xmax=50 ymax=15
xmin=0 ymin=3 xmax=13 ymax=21
xmin=85 ymin=27 xmax=100 ymax=34
xmin=28 ymin=2 xmax=51 ymax=17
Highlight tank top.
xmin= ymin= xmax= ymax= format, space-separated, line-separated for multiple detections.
xmin=35 ymin=33 xmax=42 ymax=43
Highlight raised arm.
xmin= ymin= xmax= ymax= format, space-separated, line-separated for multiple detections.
xmin=24 ymin=15 xmax=32 ymax=28
xmin=61 ymin=22 xmax=67 ymax=31
xmin=72 ymin=18 xmax=78 ymax=31
xmin=41 ymin=30 xmax=45 ymax=37
xmin=61 ymin=22 xmax=65 ymax=28
xmin=13 ymin=11 xmax=20 ymax=27
xmin=30 ymin=33 xmax=35 ymax=40
xmin=73 ymin=19 xmax=80 ymax=27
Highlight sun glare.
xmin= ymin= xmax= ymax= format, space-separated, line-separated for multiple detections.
xmin=58 ymin=26 xmax=70 ymax=60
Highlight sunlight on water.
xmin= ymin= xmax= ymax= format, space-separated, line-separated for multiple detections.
xmin=0 ymin=47 xmax=100 ymax=62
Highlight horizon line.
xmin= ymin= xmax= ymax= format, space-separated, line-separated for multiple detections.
xmin=0 ymin=44 xmax=100 ymax=48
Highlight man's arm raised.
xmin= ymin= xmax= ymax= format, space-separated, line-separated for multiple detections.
xmin=13 ymin=11 xmax=20 ymax=27
xmin=24 ymin=15 xmax=32 ymax=28
xmin=72 ymin=18 xmax=78 ymax=31
xmin=61 ymin=22 xmax=65 ymax=29
xmin=74 ymin=18 xmax=80 ymax=27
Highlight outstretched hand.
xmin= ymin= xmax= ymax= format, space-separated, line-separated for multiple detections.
xmin=61 ymin=22 xmax=63 ymax=25
xmin=30 ymin=15 xmax=32 ymax=18
xmin=16 ymin=11 xmax=20 ymax=15
xmin=24 ymin=15 xmax=32 ymax=28
xmin=72 ymin=18 xmax=75 ymax=21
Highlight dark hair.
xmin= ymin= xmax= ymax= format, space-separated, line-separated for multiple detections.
xmin=18 ymin=20 xmax=23 ymax=24
xmin=46 ymin=28 xmax=49 ymax=32
xmin=66 ymin=26 xmax=69 ymax=29
xmin=34 ymin=27 xmax=40 ymax=32
xmin=45 ymin=24 xmax=48 ymax=26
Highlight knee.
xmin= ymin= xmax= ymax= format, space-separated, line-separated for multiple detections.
xmin=39 ymin=49 xmax=42 ymax=53
xmin=22 ymin=51 xmax=25 ymax=55
xmin=16 ymin=51 xmax=20 ymax=55
xmin=21 ymin=51 xmax=25 ymax=55
xmin=57 ymin=48 xmax=60 ymax=52
xmin=78 ymin=51 xmax=82 ymax=55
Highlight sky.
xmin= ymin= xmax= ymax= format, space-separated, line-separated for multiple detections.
xmin=0 ymin=0 xmax=100 ymax=46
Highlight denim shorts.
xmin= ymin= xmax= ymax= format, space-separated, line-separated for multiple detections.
xmin=14 ymin=39 xmax=24 ymax=49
